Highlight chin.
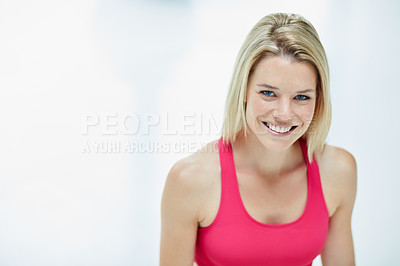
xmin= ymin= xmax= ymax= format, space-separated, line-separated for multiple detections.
xmin=260 ymin=139 xmax=294 ymax=152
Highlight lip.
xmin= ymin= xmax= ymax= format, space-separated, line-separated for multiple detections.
xmin=262 ymin=121 xmax=298 ymax=137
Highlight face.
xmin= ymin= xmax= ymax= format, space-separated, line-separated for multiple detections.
xmin=245 ymin=56 xmax=317 ymax=151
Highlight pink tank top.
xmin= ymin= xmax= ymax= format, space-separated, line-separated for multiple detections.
xmin=195 ymin=138 xmax=329 ymax=266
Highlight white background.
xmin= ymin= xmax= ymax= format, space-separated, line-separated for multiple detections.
xmin=0 ymin=0 xmax=399 ymax=265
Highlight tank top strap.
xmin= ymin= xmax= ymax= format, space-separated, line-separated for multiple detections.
xmin=299 ymin=138 xmax=313 ymax=165
xmin=218 ymin=138 xmax=237 ymax=193
xmin=217 ymin=138 xmax=243 ymax=218
xmin=299 ymin=138 xmax=329 ymax=219
xmin=299 ymin=138 xmax=318 ymax=185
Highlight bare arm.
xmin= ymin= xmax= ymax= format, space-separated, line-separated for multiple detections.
xmin=160 ymin=162 xmax=200 ymax=266
xmin=320 ymin=148 xmax=357 ymax=265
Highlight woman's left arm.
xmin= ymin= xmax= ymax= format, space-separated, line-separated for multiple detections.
xmin=320 ymin=147 xmax=358 ymax=266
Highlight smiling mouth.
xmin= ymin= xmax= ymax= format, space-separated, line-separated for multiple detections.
xmin=262 ymin=121 xmax=297 ymax=134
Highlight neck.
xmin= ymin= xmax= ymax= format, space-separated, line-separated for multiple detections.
xmin=231 ymin=131 xmax=303 ymax=179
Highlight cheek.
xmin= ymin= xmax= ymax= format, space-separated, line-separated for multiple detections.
xmin=299 ymin=103 xmax=316 ymax=124
xmin=252 ymin=99 xmax=266 ymax=114
xmin=245 ymin=98 xmax=267 ymax=127
xmin=248 ymin=97 xmax=271 ymax=115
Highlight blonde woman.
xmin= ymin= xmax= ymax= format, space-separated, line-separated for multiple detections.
xmin=161 ymin=13 xmax=357 ymax=266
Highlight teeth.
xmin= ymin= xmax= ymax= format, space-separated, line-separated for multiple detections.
xmin=267 ymin=123 xmax=291 ymax=133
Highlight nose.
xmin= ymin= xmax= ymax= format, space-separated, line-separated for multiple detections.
xmin=273 ymin=98 xmax=293 ymax=121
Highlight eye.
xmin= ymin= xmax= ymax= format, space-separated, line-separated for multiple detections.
xmin=261 ymin=90 xmax=276 ymax=97
xmin=295 ymin=94 xmax=311 ymax=100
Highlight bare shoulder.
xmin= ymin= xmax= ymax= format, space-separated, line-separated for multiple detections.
xmin=162 ymin=140 xmax=221 ymax=222
xmin=318 ymin=144 xmax=357 ymax=176
xmin=167 ymin=139 xmax=220 ymax=188
xmin=317 ymin=144 xmax=357 ymax=213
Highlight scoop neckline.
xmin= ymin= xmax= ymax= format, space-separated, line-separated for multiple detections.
xmin=230 ymin=140 xmax=311 ymax=228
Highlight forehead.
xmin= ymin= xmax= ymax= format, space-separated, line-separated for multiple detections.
xmin=249 ymin=56 xmax=317 ymax=91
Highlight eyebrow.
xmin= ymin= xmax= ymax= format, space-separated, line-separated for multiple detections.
xmin=256 ymin=83 xmax=315 ymax=94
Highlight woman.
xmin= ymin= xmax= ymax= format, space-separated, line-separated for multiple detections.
xmin=160 ymin=13 xmax=357 ymax=266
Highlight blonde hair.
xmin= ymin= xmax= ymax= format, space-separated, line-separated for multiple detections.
xmin=222 ymin=13 xmax=331 ymax=161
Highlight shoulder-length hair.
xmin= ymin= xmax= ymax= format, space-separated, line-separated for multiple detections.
xmin=222 ymin=13 xmax=331 ymax=161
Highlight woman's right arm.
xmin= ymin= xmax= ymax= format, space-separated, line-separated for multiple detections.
xmin=160 ymin=161 xmax=201 ymax=266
